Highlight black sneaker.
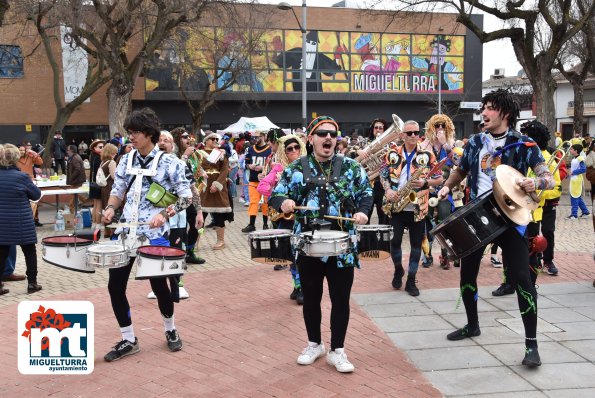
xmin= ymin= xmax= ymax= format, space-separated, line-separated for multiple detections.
xmin=522 ymin=347 xmax=541 ymax=367
xmin=273 ymin=264 xmax=288 ymax=271
xmin=166 ymin=329 xmax=183 ymax=352
xmin=290 ymin=288 xmax=298 ymax=300
xmin=295 ymin=288 xmax=304 ymax=305
xmin=241 ymin=224 xmax=256 ymax=233
xmin=392 ymin=266 xmax=405 ymax=289
xmin=545 ymin=263 xmax=558 ymax=276
xmin=27 ymin=283 xmax=43 ymax=294
xmin=492 ymin=283 xmax=515 ymax=296
xmin=35 ymin=221 xmax=43 ymax=227
xmin=186 ymin=252 xmax=206 ymax=265
xmin=104 ymin=338 xmax=140 ymax=362
xmin=580 ymin=212 xmax=591 ymax=218
xmin=447 ymin=325 xmax=481 ymax=341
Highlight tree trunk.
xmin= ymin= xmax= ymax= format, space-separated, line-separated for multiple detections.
xmin=107 ymin=75 xmax=133 ymax=137
xmin=572 ymin=82 xmax=585 ymax=137
xmin=192 ymin=110 xmax=204 ymax=136
xmin=531 ymin=68 xmax=557 ymax=135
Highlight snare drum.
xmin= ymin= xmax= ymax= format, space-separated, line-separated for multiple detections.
xmin=356 ymin=224 xmax=393 ymax=261
xmin=249 ymin=229 xmax=293 ymax=265
xmin=135 ymin=246 xmax=186 ymax=280
xmin=293 ymin=230 xmax=351 ymax=257
xmin=86 ymin=242 xmax=129 ymax=270
xmin=430 ymin=191 xmax=510 ymax=260
xmin=42 ymin=236 xmax=94 ymax=273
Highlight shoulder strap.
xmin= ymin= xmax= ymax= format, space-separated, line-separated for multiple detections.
xmin=300 ymin=155 xmax=312 ymax=182
xmin=330 ymin=155 xmax=344 ymax=183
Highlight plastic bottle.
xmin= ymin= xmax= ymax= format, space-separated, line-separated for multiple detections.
xmin=55 ymin=211 xmax=65 ymax=231
xmin=75 ymin=210 xmax=83 ymax=230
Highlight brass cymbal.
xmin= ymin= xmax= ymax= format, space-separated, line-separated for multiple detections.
xmin=494 ymin=165 xmax=539 ymax=211
xmin=493 ymin=180 xmax=531 ymax=226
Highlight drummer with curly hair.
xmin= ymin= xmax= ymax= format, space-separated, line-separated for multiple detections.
xmin=438 ymin=89 xmax=554 ymax=367
xmin=101 ymin=107 xmax=193 ymax=362
xmin=269 ymin=116 xmax=372 ymax=373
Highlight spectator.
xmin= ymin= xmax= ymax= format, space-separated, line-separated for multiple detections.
xmin=567 ymin=144 xmax=590 ymax=219
xmin=99 ymin=143 xmax=118 ymax=238
xmin=1 ymin=246 xmax=24 ymax=283
xmin=88 ymin=139 xmax=105 ymax=226
xmin=50 ymin=130 xmax=68 ymax=175
xmin=0 ymin=144 xmax=43 ymax=295
xmin=66 ymin=145 xmax=86 ymax=214
xmin=17 ymin=142 xmax=44 ymax=227
xmin=78 ymin=139 xmax=89 ymax=159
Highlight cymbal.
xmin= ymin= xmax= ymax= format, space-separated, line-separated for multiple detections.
xmin=493 ymin=180 xmax=531 ymax=226
xmin=494 ymin=165 xmax=539 ymax=211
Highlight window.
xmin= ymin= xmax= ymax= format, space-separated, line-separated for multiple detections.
xmin=0 ymin=45 xmax=24 ymax=78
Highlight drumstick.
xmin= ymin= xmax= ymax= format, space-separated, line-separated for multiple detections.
xmin=294 ymin=206 xmax=320 ymax=211
xmin=324 ymin=215 xmax=356 ymax=222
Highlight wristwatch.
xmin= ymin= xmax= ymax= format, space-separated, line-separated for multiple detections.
xmin=104 ymin=204 xmax=115 ymax=211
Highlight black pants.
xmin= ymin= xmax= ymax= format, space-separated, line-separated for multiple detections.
xmin=367 ymin=180 xmax=388 ymax=225
xmin=0 ymin=244 xmax=37 ymax=283
xmin=186 ymin=205 xmax=198 ymax=248
xmin=460 ymin=225 xmax=537 ymax=340
xmin=108 ymin=257 xmax=173 ymax=327
xmin=53 ymin=159 xmax=67 ymax=175
xmin=297 ymin=256 xmax=354 ymax=350
xmin=540 ymin=205 xmax=557 ymax=264
xmin=389 ymin=211 xmax=424 ymax=274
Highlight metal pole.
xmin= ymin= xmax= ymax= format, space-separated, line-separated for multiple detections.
xmin=436 ymin=41 xmax=442 ymax=114
xmin=301 ymin=0 xmax=307 ymax=128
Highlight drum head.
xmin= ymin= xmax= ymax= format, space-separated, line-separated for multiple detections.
xmin=137 ymin=245 xmax=186 ymax=259
xmin=306 ymin=231 xmax=349 ymax=241
xmin=42 ymin=236 xmax=93 ymax=246
xmin=249 ymin=229 xmax=292 ymax=239
xmin=88 ymin=244 xmax=126 ymax=254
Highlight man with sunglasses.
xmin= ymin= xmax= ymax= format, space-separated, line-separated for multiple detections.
xmin=381 ymin=121 xmax=442 ymax=297
xmin=242 ymin=131 xmax=272 ymax=233
xmin=270 ymin=115 xmax=372 ymax=373
xmin=437 ymin=89 xmax=554 ymax=367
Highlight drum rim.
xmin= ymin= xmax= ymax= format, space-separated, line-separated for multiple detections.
xmin=356 ymin=224 xmax=393 ymax=231
xmin=87 ymin=244 xmax=128 ymax=254
xmin=42 ymin=236 xmax=94 ymax=247
xmin=136 ymin=245 xmax=186 ymax=260
xmin=249 ymin=229 xmax=293 ymax=238
xmin=42 ymin=257 xmax=95 ymax=273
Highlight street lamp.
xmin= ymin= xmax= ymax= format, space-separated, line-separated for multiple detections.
xmin=278 ymin=1 xmax=307 ymax=129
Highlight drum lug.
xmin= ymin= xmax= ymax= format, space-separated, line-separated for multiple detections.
xmin=138 ymin=256 xmax=142 ymax=267
xmin=66 ymin=246 xmax=70 ymax=258
xmin=42 ymin=246 xmax=46 ymax=256
xmin=161 ymin=257 xmax=165 ymax=272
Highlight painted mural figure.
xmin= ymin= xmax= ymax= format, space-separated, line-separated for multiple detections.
xmin=271 ymin=31 xmax=341 ymax=92
xmin=411 ymin=34 xmax=462 ymax=91
xmin=354 ymin=34 xmax=408 ymax=92
xmin=217 ymin=32 xmax=263 ymax=92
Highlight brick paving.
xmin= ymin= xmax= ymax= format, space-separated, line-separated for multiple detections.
xmin=0 ymin=194 xmax=593 ymax=397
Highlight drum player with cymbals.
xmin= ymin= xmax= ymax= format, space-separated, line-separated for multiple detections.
xmin=437 ymin=89 xmax=554 ymax=367
xmin=269 ymin=115 xmax=372 ymax=373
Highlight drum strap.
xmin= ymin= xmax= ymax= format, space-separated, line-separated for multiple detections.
xmin=299 ymin=155 xmax=344 ymax=218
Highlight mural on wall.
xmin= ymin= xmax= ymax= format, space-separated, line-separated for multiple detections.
xmin=145 ymin=28 xmax=464 ymax=94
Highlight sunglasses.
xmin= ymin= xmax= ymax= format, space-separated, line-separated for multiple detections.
xmin=285 ymin=145 xmax=300 ymax=153
xmin=313 ymin=130 xmax=338 ymax=138
xmin=404 ymin=131 xmax=420 ymax=137
xmin=209 ymin=137 xmax=219 ymax=142
xmin=181 ymin=135 xmax=190 ymax=139
xmin=434 ymin=123 xmax=446 ymax=129
xmin=374 ymin=126 xmax=384 ymax=130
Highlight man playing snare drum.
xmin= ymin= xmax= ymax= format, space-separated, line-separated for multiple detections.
xmin=438 ymin=89 xmax=554 ymax=367
xmin=269 ymin=116 xmax=372 ymax=373
xmin=101 ymin=108 xmax=193 ymax=362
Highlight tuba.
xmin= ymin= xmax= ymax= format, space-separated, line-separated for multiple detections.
xmin=356 ymin=114 xmax=404 ymax=180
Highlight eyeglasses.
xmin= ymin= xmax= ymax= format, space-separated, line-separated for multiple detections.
xmin=313 ymin=130 xmax=338 ymax=138
xmin=126 ymin=130 xmax=143 ymax=136
xmin=404 ymin=131 xmax=420 ymax=137
xmin=285 ymin=145 xmax=300 ymax=153
xmin=434 ymin=123 xmax=446 ymax=129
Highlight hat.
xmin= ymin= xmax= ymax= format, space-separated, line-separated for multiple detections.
xmin=89 ymin=140 xmax=105 ymax=152
xmin=109 ymin=138 xmax=121 ymax=146
xmin=555 ymin=131 xmax=561 ymax=137
xmin=306 ymin=116 xmax=339 ymax=136
xmin=204 ymin=132 xmax=220 ymax=142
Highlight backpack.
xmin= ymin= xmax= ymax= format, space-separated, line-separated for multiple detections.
xmin=95 ymin=161 xmax=110 ymax=187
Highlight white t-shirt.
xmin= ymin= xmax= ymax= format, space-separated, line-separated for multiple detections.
xmin=477 ymin=133 xmax=507 ymax=196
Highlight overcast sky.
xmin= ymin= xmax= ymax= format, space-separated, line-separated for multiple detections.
xmin=265 ymin=0 xmax=523 ymax=80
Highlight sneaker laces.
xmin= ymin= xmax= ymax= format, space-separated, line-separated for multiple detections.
xmin=333 ymin=350 xmax=351 ymax=366
xmin=301 ymin=344 xmax=320 ymax=357
xmin=166 ymin=330 xmax=179 ymax=342
xmin=114 ymin=339 xmax=132 ymax=351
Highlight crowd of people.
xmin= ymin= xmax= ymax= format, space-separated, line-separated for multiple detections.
xmin=1 ymin=89 xmax=594 ymax=374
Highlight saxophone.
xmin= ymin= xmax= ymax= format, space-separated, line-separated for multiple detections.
xmin=383 ymin=167 xmax=426 ymax=215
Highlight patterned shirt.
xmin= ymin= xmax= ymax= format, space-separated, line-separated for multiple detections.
xmin=458 ymin=129 xmax=546 ymax=201
xmin=110 ymin=147 xmax=192 ymax=240
xmin=269 ymin=154 xmax=373 ymax=268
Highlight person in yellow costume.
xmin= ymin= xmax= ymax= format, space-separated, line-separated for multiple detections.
xmin=568 ymin=144 xmax=590 ymax=219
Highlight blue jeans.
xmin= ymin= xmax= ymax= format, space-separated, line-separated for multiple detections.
xmin=242 ymin=169 xmax=250 ymax=200
xmin=229 ymin=166 xmax=239 ymax=198
xmin=570 ymin=195 xmax=589 ymax=217
xmin=2 ymin=245 xmax=17 ymax=276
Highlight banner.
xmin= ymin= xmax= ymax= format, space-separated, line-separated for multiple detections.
xmin=60 ymin=26 xmax=89 ymax=103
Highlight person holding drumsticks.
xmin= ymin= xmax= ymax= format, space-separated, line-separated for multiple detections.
xmin=269 ymin=116 xmax=372 ymax=373
xmin=101 ymin=108 xmax=193 ymax=362
xmin=437 ymin=89 xmax=554 ymax=367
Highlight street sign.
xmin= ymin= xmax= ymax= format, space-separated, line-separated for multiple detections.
xmin=460 ymin=102 xmax=482 ymax=109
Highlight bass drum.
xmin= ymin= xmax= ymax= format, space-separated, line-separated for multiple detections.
xmin=430 ymin=191 xmax=511 ymax=260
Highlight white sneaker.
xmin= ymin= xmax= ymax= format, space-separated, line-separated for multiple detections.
xmin=147 ymin=291 xmax=156 ymax=299
xmin=297 ymin=342 xmax=326 ymax=365
xmin=179 ymin=286 xmax=189 ymax=299
xmin=243 ymin=202 xmax=249 ymax=207
xmin=326 ymin=348 xmax=355 ymax=373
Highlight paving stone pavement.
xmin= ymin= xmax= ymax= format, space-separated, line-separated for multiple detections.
xmin=0 ymin=194 xmax=593 ymax=397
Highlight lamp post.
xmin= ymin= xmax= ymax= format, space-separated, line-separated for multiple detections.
xmin=278 ymin=1 xmax=307 ymax=129
xmin=434 ymin=40 xmax=442 ymax=114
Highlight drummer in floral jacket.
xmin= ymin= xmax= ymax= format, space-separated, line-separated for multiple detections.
xmin=269 ymin=115 xmax=372 ymax=374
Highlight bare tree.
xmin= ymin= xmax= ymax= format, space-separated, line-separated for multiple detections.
xmin=65 ymin=0 xmax=216 ymax=136
xmin=377 ymin=1 xmax=595 ymax=133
